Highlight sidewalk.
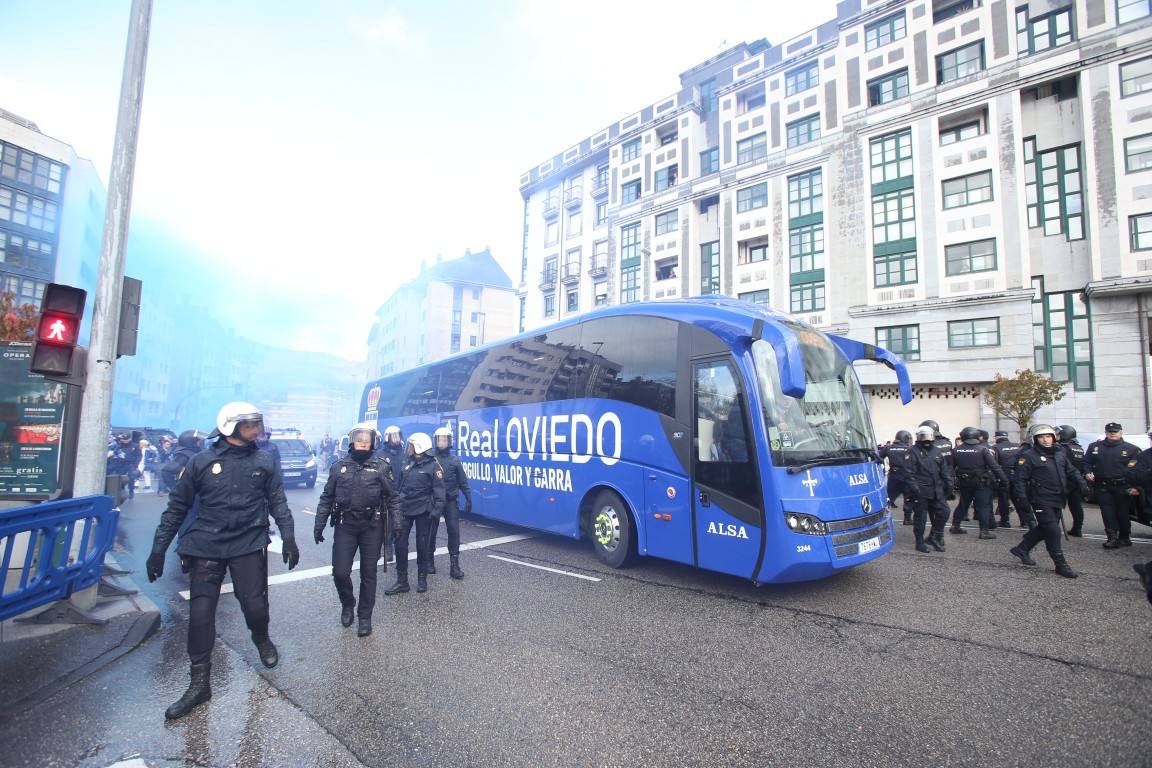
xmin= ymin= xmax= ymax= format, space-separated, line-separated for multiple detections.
xmin=0 ymin=557 xmax=160 ymax=724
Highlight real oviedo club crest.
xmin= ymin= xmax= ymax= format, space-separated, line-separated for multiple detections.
xmin=366 ymin=386 xmax=382 ymax=412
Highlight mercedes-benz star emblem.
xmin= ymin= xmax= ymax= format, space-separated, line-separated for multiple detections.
xmin=861 ymin=496 xmax=872 ymax=515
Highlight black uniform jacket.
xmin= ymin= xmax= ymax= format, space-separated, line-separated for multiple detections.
xmin=397 ymin=453 xmax=446 ymax=519
xmin=152 ymin=439 xmax=294 ymax=559
xmin=433 ymin=448 xmax=472 ymax=508
xmin=953 ymin=441 xmax=1008 ymax=488
xmin=904 ymin=443 xmax=955 ymax=501
xmin=1084 ymin=439 xmax=1141 ymax=489
xmin=315 ymin=455 xmax=400 ymax=530
xmin=1012 ymin=444 xmax=1088 ymax=509
xmin=880 ymin=442 xmax=912 ymax=480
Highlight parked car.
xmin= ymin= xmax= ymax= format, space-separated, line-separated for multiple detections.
xmin=270 ymin=436 xmax=317 ymax=488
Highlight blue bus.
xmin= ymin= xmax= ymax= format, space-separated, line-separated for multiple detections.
xmin=360 ymin=298 xmax=912 ymax=584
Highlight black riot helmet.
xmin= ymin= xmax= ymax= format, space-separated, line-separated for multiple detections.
xmin=178 ymin=429 xmax=207 ymax=451
xmin=994 ymin=430 xmax=1009 ymax=442
xmin=960 ymin=426 xmax=982 ymax=443
xmin=895 ymin=430 xmax=912 ymax=444
xmin=1057 ymin=424 xmax=1076 ymax=442
xmin=919 ymin=419 xmax=940 ymax=434
xmin=978 ymin=429 xmax=989 ymax=443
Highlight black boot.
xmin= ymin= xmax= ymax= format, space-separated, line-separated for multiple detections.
xmin=417 ymin=571 xmax=428 ymax=593
xmin=384 ymin=570 xmax=410 ymax=595
xmin=165 ymin=663 xmax=212 ymax=720
xmin=1103 ymin=533 xmax=1120 ymax=549
xmin=949 ymin=524 xmax=966 ymax=534
xmin=1052 ymin=554 xmax=1078 ymax=579
xmin=1009 ymin=544 xmax=1037 ymax=566
xmin=927 ymin=531 xmax=945 ymax=552
xmin=1067 ymin=527 xmax=1082 ymax=537
xmin=252 ymin=634 xmax=278 ymax=669
xmin=449 ymin=554 xmax=464 ymax=580
xmin=357 ymin=616 xmax=372 ymax=637
xmin=341 ymin=605 xmax=354 ymax=627
xmin=1118 ymin=537 xmax=1133 ymax=548
xmin=426 ymin=559 xmax=437 ymax=575
xmin=978 ymin=528 xmax=996 ymax=540
xmin=914 ymin=532 xmax=930 ymax=553
xmin=999 ymin=515 xmax=1012 ymax=528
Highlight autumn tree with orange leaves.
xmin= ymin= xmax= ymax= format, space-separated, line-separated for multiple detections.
xmin=0 ymin=291 xmax=39 ymax=342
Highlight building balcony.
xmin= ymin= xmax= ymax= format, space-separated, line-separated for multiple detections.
xmin=543 ymin=198 xmax=560 ymax=219
xmin=561 ymin=261 xmax=582 ymax=285
xmin=591 ymin=178 xmax=609 ymax=198
xmin=564 ymin=187 xmax=583 ymax=209
xmin=539 ymin=269 xmax=558 ymax=291
xmin=588 ymin=256 xmax=608 ymax=278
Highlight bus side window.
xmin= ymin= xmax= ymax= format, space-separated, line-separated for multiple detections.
xmin=695 ymin=362 xmax=747 ymax=464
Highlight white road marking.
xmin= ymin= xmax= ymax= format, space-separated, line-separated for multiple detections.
xmin=179 ymin=533 xmax=535 ymax=599
xmin=103 ymin=759 xmax=149 ymax=768
xmin=301 ymin=507 xmax=315 ymax=516
xmin=954 ymin=521 xmax=1151 ymax=544
xmin=487 ymin=554 xmax=601 ymax=582
xmin=267 ymin=534 xmax=282 ymax=554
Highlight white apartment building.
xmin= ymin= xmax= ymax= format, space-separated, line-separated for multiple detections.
xmin=517 ymin=0 xmax=1152 ymax=440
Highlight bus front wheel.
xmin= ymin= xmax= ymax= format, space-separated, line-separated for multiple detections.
xmin=588 ymin=490 xmax=638 ymax=569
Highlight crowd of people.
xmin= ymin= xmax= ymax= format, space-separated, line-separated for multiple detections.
xmin=879 ymin=419 xmax=1152 ymax=587
xmin=106 ymin=430 xmax=208 ymax=498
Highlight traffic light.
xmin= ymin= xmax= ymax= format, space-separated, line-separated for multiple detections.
xmin=30 ymin=283 xmax=87 ymax=377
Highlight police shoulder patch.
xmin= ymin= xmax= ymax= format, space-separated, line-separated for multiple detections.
xmin=1129 ymin=460 xmax=1137 ymax=467
xmin=1017 ymin=458 xmax=1026 ymax=465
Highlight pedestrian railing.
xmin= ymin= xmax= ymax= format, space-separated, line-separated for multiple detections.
xmin=0 ymin=495 xmax=118 ymax=623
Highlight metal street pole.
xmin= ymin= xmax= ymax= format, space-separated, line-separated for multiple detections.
xmin=73 ymin=0 xmax=153 ymax=498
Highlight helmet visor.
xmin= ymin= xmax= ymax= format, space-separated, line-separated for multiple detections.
xmin=349 ymin=428 xmax=377 ymax=449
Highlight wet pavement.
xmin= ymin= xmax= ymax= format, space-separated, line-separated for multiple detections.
xmin=1 ymin=481 xmax=1149 ymax=767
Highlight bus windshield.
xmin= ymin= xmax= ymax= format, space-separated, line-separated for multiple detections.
xmin=752 ymin=325 xmax=876 ymax=469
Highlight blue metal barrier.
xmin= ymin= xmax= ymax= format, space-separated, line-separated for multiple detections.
xmin=0 ymin=495 xmax=118 ymax=623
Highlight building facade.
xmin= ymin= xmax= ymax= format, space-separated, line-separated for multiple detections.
xmin=517 ymin=0 xmax=1152 ymax=441
xmin=0 ymin=108 xmax=104 ymax=337
xmin=366 ymin=248 xmax=517 ymax=380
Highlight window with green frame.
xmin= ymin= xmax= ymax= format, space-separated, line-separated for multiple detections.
xmin=948 ymin=318 xmax=1000 ymax=348
xmin=790 ymin=281 xmax=825 ymax=313
xmin=789 ymin=224 xmax=825 ymax=274
xmin=700 ymin=147 xmax=719 ymax=174
xmin=737 ymin=133 xmax=767 ymax=164
xmin=700 ymin=241 xmax=720 ymax=295
xmin=621 ymin=179 xmax=641 ymax=204
xmin=736 ymin=182 xmax=768 ymax=213
xmin=1023 ymin=138 xmax=1085 ymax=240
xmin=940 ymin=118 xmax=984 ymax=145
xmin=1125 ymin=134 xmax=1152 ymax=173
xmin=655 ymin=209 xmax=678 ymax=235
xmin=786 ymin=115 xmax=821 ymax=148
xmin=870 ymin=129 xmax=913 ymax=186
xmin=868 ymin=69 xmax=910 ymax=105
xmin=936 ymin=41 xmax=985 ymax=83
xmin=1016 ymin=7 xmax=1074 ymax=54
xmin=874 ymin=250 xmax=918 ymax=287
xmin=1121 ymin=56 xmax=1152 ymax=98
xmin=945 ymin=238 xmax=997 ymax=275
xmin=865 ymin=12 xmax=906 ymax=51
xmin=738 ymin=289 xmax=769 ymax=305
xmin=876 ymin=324 xmax=920 ymax=361
xmin=788 ymin=169 xmax=823 ymax=219
xmin=620 ymin=221 xmax=640 ymax=261
xmin=1117 ymin=0 xmax=1152 ymax=24
xmin=872 ymin=188 xmax=916 ymax=244
xmin=1130 ymin=213 xmax=1152 ymax=250
xmin=622 ymin=138 xmax=641 ymax=162
xmin=620 ymin=265 xmax=640 ymax=304
xmin=942 ymin=170 xmax=993 ymax=208
xmin=785 ymin=61 xmax=819 ymax=96
xmin=1031 ymin=276 xmax=1094 ymax=390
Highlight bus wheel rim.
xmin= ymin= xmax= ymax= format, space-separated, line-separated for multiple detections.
xmin=593 ymin=505 xmax=621 ymax=551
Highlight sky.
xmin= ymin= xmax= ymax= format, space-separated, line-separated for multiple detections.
xmin=1 ymin=0 xmax=840 ymax=361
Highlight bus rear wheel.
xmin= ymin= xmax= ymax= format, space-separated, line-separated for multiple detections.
xmin=588 ymin=490 xmax=638 ymax=569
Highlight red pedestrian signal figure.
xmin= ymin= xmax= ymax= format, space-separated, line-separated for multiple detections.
xmin=30 ymin=284 xmax=86 ymax=378
xmin=47 ymin=318 xmax=68 ymax=342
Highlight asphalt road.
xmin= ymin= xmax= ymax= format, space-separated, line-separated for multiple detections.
xmin=2 ymin=478 xmax=1149 ymax=768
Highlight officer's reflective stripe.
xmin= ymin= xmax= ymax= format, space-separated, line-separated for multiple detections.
xmin=177 ymin=533 xmax=535 ymax=599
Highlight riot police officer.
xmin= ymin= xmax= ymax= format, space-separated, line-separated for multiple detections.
xmin=377 ymin=425 xmax=405 ymax=564
xmin=993 ymin=431 xmax=1023 ymax=527
xmin=147 ymin=402 xmax=300 ymax=720
xmin=1057 ymin=425 xmax=1087 ymax=537
xmin=428 ymin=426 xmax=472 ymax=580
xmin=314 ymin=423 xmax=400 ymax=637
xmin=1009 ymin=425 xmax=1088 ymax=578
xmin=904 ymin=425 xmax=956 ymax=553
xmin=384 ymin=432 xmax=445 ymax=595
xmin=920 ymin=419 xmax=955 ymax=468
xmin=1084 ymin=422 xmax=1140 ymax=548
xmin=950 ymin=427 xmax=1008 ymax=538
xmin=879 ymin=430 xmax=914 ymax=524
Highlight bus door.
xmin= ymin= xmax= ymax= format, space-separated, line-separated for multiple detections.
xmin=644 ymin=466 xmax=694 ymax=566
xmin=691 ymin=358 xmax=764 ymax=578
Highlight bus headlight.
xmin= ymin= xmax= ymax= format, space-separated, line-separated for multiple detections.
xmin=785 ymin=512 xmax=827 ymax=536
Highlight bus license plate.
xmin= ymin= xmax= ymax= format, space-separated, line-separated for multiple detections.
xmin=284 ymin=472 xmax=301 ymax=477
xmin=858 ymin=537 xmax=881 ymax=555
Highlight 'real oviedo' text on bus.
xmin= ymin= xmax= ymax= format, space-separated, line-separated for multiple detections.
xmin=361 ymin=298 xmax=913 ymax=585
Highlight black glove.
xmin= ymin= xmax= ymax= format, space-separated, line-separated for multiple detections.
xmin=313 ymin=525 xmax=325 ymax=545
xmin=282 ymin=538 xmax=300 ymax=570
xmin=946 ymin=491 xmax=957 ymax=501
xmin=146 ymin=551 xmax=165 ymax=582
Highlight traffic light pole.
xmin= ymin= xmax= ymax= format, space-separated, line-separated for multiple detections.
xmin=73 ymin=0 xmax=153 ymax=499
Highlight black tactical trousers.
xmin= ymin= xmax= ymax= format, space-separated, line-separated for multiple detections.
xmin=1065 ymin=488 xmax=1085 ymax=531
xmin=187 ymin=550 xmax=268 ymax=665
xmin=1019 ymin=506 xmax=1065 ymax=559
xmin=393 ymin=513 xmax=431 ymax=575
xmin=996 ymin=485 xmax=1012 ymax=517
xmin=1096 ymin=486 xmax=1133 ymax=539
xmin=912 ymin=496 xmax=949 ymax=538
xmin=332 ymin=520 xmax=386 ymax=618
xmin=427 ymin=497 xmax=461 ymax=560
xmin=952 ymin=486 xmax=995 ymax=529
xmin=886 ymin=477 xmax=906 ymax=508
